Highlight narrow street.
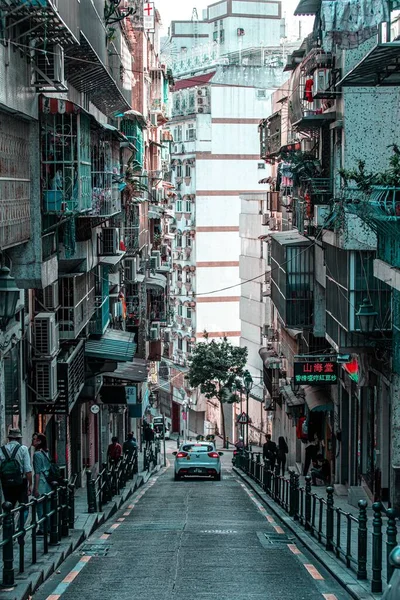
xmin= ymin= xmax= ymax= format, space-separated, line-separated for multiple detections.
xmin=35 ymin=448 xmax=349 ymax=600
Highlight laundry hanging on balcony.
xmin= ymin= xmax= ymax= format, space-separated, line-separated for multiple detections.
xmin=321 ymin=0 xmax=390 ymax=50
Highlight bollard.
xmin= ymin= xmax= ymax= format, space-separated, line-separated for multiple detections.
xmin=293 ymin=473 xmax=300 ymax=521
xmin=326 ymin=486 xmax=334 ymax=551
xmin=49 ymin=488 xmax=60 ymax=546
xmin=289 ymin=471 xmax=295 ymax=517
xmin=383 ymin=546 xmax=400 ymax=600
xmin=372 ymin=501 xmax=383 ymax=593
xmin=61 ymin=481 xmax=69 ymax=537
xmin=68 ymin=483 xmax=75 ymax=530
xmin=86 ymin=471 xmax=96 ymax=514
xmin=274 ymin=465 xmax=280 ymax=501
xmin=357 ymin=499 xmax=368 ymax=580
xmin=2 ymin=501 xmax=14 ymax=587
xmin=386 ymin=508 xmax=398 ymax=582
xmin=177 ymin=436 xmax=180 ymax=449
xmin=225 ymin=436 xmax=229 ymax=449
xmin=305 ymin=476 xmax=312 ymax=530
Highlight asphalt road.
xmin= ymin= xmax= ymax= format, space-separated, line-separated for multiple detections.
xmin=34 ymin=446 xmax=350 ymax=600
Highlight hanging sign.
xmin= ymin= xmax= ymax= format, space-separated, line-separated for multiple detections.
xmin=143 ymin=2 xmax=155 ymax=31
xmin=293 ymin=361 xmax=338 ymax=385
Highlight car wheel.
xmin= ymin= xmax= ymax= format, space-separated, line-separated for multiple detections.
xmin=214 ymin=472 xmax=221 ymax=481
xmin=174 ymin=472 xmax=181 ymax=481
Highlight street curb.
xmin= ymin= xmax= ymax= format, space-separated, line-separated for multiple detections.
xmin=1 ymin=464 xmax=160 ymax=600
xmin=233 ymin=467 xmax=378 ymax=600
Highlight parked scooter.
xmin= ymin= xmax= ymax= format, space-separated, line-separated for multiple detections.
xmin=232 ymin=437 xmax=245 ymax=466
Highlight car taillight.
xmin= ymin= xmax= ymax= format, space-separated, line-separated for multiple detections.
xmin=208 ymin=452 xmax=219 ymax=458
xmin=176 ymin=452 xmax=188 ymax=458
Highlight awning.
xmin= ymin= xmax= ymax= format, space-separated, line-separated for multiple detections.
xmin=123 ymin=109 xmax=147 ymax=128
xmin=303 ymin=386 xmax=333 ymax=412
xmin=281 ymin=385 xmax=305 ymax=408
xmin=145 ymin=274 xmax=167 ymax=290
xmin=259 ymin=348 xmax=282 ymax=368
xmin=287 ymin=328 xmax=302 ymax=338
xmin=102 ymin=358 xmax=148 ymax=383
xmin=294 ymin=0 xmax=321 ymax=15
xmin=136 ymin=273 xmax=145 ymax=283
xmin=338 ymin=43 xmax=400 ymax=87
xmin=150 ymin=141 xmax=165 ymax=149
xmin=85 ymin=330 xmax=136 ymax=362
xmin=100 ymin=253 xmax=125 ymax=266
xmin=258 ymin=177 xmax=274 ymax=184
xmin=148 ymin=209 xmax=162 ymax=219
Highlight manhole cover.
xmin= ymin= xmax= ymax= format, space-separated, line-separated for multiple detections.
xmin=81 ymin=543 xmax=111 ymax=556
xmin=201 ymin=530 xmax=238 ymax=534
xmin=264 ymin=533 xmax=290 ymax=544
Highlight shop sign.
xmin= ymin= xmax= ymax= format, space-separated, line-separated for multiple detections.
xmin=293 ymin=361 xmax=338 ymax=385
xmin=143 ymin=2 xmax=155 ymax=30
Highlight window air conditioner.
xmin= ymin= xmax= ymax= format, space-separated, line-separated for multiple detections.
xmin=101 ymin=227 xmax=120 ymax=255
xmin=313 ymin=205 xmax=331 ymax=228
xmin=35 ymin=358 xmax=58 ymax=401
xmin=150 ymin=324 xmax=161 ymax=340
xmin=36 ymin=281 xmax=59 ymax=312
xmin=34 ymin=313 xmax=59 ymax=357
xmin=262 ymin=214 xmax=270 ymax=226
xmin=150 ymin=251 xmax=161 ymax=269
xmin=124 ymin=258 xmax=137 ymax=283
xmin=33 ymin=44 xmax=65 ymax=90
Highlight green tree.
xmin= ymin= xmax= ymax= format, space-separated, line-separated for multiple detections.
xmin=186 ymin=335 xmax=248 ymax=442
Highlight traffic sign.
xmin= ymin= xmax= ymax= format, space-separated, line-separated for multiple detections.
xmin=236 ymin=412 xmax=251 ymax=424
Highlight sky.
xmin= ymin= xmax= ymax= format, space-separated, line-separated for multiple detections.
xmin=157 ymin=0 xmax=313 ymax=39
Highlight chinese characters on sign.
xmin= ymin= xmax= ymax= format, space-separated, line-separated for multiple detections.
xmin=293 ymin=361 xmax=338 ymax=385
xmin=143 ymin=2 xmax=155 ymax=31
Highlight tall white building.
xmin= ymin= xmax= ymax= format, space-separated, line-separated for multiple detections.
xmin=165 ymin=0 xmax=291 ymax=438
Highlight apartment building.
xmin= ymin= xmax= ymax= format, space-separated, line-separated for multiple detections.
xmin=255 ymin=0 xmax=400 ymax=509
xmin=0 ymin=0 xmax=172 ymax=483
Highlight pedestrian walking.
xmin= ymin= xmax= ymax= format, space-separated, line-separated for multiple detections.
xmin=303 ymin=434 xmax=320 ymax=476
xmin=143 ymin=423 xmax=154 ymax=450
xmin=107 ymin=437 xmax=122 ymax=464
xmin=0 ymin=427 xmax=32 ymax=528
xmin=123 ymin=432 xmax=137 ymax=458
xmin=276 ymin=436 xmax=288 ymax=476
xmin=32 ymin=433 xmax=52 ymax=535
xmin=263 ymin=434 xmax=278 ymax=470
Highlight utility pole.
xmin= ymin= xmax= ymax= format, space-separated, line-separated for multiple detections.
xmin=162 ymin=413 xmax=166 ymax=467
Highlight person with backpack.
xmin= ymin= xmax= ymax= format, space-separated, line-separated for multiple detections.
xmin=0 ymin=428 xmax=32 ymax=515
xmin=32 ymin=433 xmax=53 ymax=535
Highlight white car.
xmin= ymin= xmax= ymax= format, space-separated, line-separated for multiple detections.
xmin=173 ymin=442 xmax=223 ymax=481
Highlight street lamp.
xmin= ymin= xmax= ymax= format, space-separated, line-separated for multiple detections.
xmin=356 ymin=298 xmax=378 ymax=333
xmin=243 ymin=370 xmax=253 ymax=450
xmin=0 ymin=266 xmax=20 ymax=330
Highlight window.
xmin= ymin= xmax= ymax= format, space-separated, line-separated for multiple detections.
xmin=185 ymin=165 xmax=191 ymax=178
xmin=188 ymin=93 xmax=195 ymax=111
xmin=186 ymin=127 xmax=196 ymax=141
xmin=175 ymin=126 xmax=182 ymax=141
xmin=178 ymin=337 xmax=183 ymax=351
xmin=185 ymin=200 xmax=192 ymax=212
xmin=186 ymin=273 xmax=192 ymax=284
xmin=256 ymin=89 xmax=267 ymax=99
xmin=178 ymin=304 xmax=183 ymax=316
xmin=176 ymin=234 xmax=183 ymax=248
xmin=176 ymin=201 xmax=183 ymax=214
xmin=187 ymin=236 xmax=192 ymax=247
xmin=220 ymin=29 xmax=225 ymax=43
xmin=186 ymin=307 xmax=192 ymax=318
xmin=258 ymin=162 xmax=266 ymax=169
xmin=187 ymin=341 xmax=193 ymax=355
xmin=176 ymin=165 xmax=183 ymax=178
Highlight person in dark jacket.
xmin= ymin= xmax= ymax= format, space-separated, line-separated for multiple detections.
xmin=276 ymin=436 xmax=289 ymax=476
xmin=311 ymin=454 xmax=331 ymax=486
xmin=262 ymin=434 xmax=278 ymax=470
xmin=123 ymin=432 xmax=137 ymax=458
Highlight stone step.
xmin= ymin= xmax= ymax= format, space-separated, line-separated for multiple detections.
xmin=334 ymin=483 xmax=348 ymax=497
xmin=348 ymin=485 xmax=372 ymax=508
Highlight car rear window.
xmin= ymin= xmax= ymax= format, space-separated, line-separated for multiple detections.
xmin=182 ymin=444 xmax=214 ymax=453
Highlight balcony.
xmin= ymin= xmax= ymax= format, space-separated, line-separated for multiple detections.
xmin=40 ymin=104 xmax=92 ymax=214
xmin=270 ymin=231 xmax=314 ymax=329
xmin=58 ymin=272 xmax=96 ymax=340
xmin=289 ymin=65 xmax=336 ymax=131
xmin=0 ymin=0 xmax=79 ymax=46
xmin=0 ymin=113 xmax=31 ymax=248
xmin=260 ymin=112 xmax=281 ymax=161
xmin=89 ymin=295 xmax=110 ymax=336
xmin=57 ymin=340 xmax=85 ymax=414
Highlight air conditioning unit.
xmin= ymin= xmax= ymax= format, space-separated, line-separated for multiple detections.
xmin=262 ymin=214 xmax=270 ymax=226
xmin=36 ymin=281 xmax=59 ymax=312
xmin=33 ymin=44 xmax=65 ymax=90
xmin=269 ymin=218 xmax=277 ymax=229
xmin=164 ymin=330 xmax=171 ymax=343
xmin=35 ymin=358 xmax=58 ymax=401
xmin=301 ymin=138 xmax=314 ymax=153
xmin=150 ymin=113 xmax=158 ymax=126
xmin=186 ymin=219 xmax=192 ymax=226
xmin=196 ymin=97 xmax=210 ymax=106
xmin=197 ymin=88 xmax=208 ymax=97
xmin=161 ymin=160 xmax=169 ymax=172
xmin=101 ymin=227 xmax=120 ymax=255
xmin=124 ymin=258 xmax=137 ymax=283
xmin=150 ymin=251 xmax=161 ymax=269
xmin=314 ymin=68 xmax=330 ymax=95
xmin=263 ymin=284 xmax=271 ymax=297
xmin=150 ymin=324 xmax=160 ymax=340
xmin=34 ymin=313 xmax=59 ymax=357
xmin=313 ymin=204 xmax=331 ymax=228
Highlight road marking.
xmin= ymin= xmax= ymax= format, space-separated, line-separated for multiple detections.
xmin=110 ymin=523 xmax=121 ymax=530
xmin=128 ymin=504 xmax=134 ymax=509
xmin=304 ymin=564 xmax=324 ymax=580
xmin=100 ymin=533 xmax=110 ymax=540
xmin=45 ymin=556 xmax=92 ymax=599
xmin=266 ymin=515 xmax=275 ymax=523
xmin=117 ymin=517 xmax=125 ymax=522
xmin=322 ymin=595 xmax=338 ymax=600
xmin=123 ymin=511 xmax=131 ymax=516
xmin=273 ymin=525 xmax=285 ymax=534
xmin=288 ymin=544 xmax=301 ymax=555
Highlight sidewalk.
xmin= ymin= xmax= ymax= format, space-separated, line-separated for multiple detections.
xmin=233 ymin=464 xmax=387 ymax=599
xmin=0 ymin=453 xmax=160 ymax=600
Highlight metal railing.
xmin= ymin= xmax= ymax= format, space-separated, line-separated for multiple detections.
xmin=86 ymin=451 xmax=139 ymax=514
xmin=237 ymin=452 xmax=398 ymax=594
xmin=0 ymin=478 xmax=75 ymax=587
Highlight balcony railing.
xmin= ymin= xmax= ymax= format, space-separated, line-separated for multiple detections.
xmin=58 ymin=273 xmax=96 ymax=339
xmin=260 ymin=112 xmax=281 ymax=160
xmin=57 ymin=340 xmax=85 ymax=413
